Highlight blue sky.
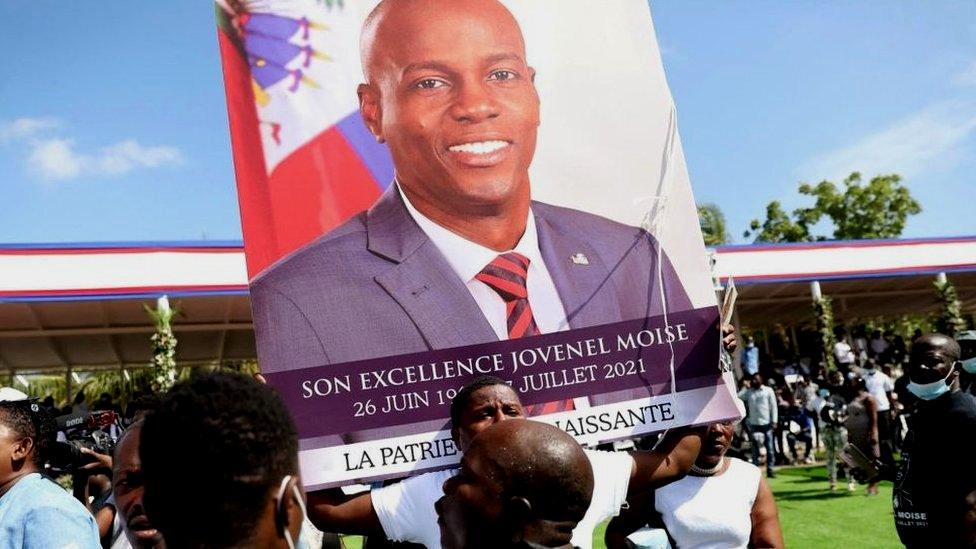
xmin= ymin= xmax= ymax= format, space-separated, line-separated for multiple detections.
xmin=1 ymin=1 xmax=974 ymax=244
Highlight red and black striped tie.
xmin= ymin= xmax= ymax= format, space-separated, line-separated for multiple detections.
xmin=474 ymin=252 xmax=540 ymax=339
xmin=475 ymin=252 xmax=574 ymax=414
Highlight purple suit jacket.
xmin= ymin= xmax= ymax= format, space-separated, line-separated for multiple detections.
xmin=252 ymin=186 xmax=690 ymax=370
xmin=251 ymin=187 xmax=692 ymax=442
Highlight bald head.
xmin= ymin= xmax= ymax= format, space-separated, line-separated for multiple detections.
xmin=361 ymin=0 xmax=526 ymax=85
xmin=438 ymin=419 xmax=591 ymax=548
xmin=913 ymin=333 xmax=961 ymax=361
xmin=908 ymin=333 xmax=961 ymax=385
xmin=471 ymin=419 xmax=592 ymax=522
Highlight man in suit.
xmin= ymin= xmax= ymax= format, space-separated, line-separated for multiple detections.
xmin=251 ymin=0 xmax=726 ymax=443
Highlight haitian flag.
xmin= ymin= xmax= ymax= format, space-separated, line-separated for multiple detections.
xmin=215 ymin=0 xmax=393 ymax=278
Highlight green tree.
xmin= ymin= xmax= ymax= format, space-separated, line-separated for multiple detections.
xmin=697 ymin=203 xmax=729 ymax=246
xmin=934 ymin=276 xmax=968 ymax=336
xmin=814 ymin=297 xmax=837 ymax=371
xmin=746 ymin=201 xmax=815 ymax=243
xmin=145 ymin=298 xmax=178 ymax=393
xmin=745 ymin=172 xmax=921 ymax=243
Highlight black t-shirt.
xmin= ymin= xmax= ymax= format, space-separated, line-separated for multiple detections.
xmin=893 ymin=390 xmax=976 ymax=548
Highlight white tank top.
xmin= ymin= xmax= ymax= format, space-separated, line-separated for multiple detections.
xmin=654 ymin=457 xmax=760 ymax=549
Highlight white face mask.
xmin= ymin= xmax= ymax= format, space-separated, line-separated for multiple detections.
xmin=907 ymin=363 xmax=955 ymax=401
xmin=276 ymin=475 xmax=308 ymax=549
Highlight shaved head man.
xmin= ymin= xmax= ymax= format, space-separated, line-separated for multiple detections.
xmin=437 ymin=419 xmax=593 ymax=549
xmin=308 ymin=376 xmax=705 ymax=549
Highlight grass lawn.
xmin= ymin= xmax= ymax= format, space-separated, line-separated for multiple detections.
xmin=763 ymin=465 xmax=900 ymax=548
xmin=342 ymin=465 xmax=901 ymax=548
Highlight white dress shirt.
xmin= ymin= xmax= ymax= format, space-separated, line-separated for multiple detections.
xmin=397 ymin=185 xmax=569 ymax=340
xmin=863 ymin=369 xmax=894 ymax=412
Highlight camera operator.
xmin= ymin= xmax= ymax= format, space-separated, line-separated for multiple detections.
xmin=0 ymin=387 xmax=100 ymax=548
xmin=45 ymin=394 xmax=125 ymax=543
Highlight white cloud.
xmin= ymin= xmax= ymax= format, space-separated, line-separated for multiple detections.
xmin=799 ymin=100 xmax=976 ymax=182
xmin=0 ymin=117 xmax=61 ymax=141
xmin=953 ymin=61 xmax=976 ymax=87
xmin=97 ymin=140 xmax=184 ymax=175
xmin=1 ymin=116 xmax=185 ymax=181
xmin=25 ymin=137 xmax=184 ymax=181
xmin=27 ymin=138 xmax=84 ymax=180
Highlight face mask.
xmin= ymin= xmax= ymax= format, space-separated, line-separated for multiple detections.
xmin=276 ymin=475 xmax=308 ymax=549
xmin=817 ymin=388 xmax=829 ymax=398
xmin=907 ymin=364 xmax=955 ymax=401
xmin=962 ymin=357 xmax=976 ymax=375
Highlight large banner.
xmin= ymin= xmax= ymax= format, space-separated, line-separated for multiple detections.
xmin=216 ymin=0 xmax=741 ymax=490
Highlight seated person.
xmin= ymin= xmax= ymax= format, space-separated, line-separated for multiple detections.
xmin=309 ymin=376 xmax=705 ymax=549
xmin=139 ymin=373 xmax=308 ymax=549
xmin=436 ymin=419 xmax=593 ymax=549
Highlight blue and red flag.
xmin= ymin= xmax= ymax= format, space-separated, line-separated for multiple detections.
xmin=215 ymin=0 xmax=392 ymax=278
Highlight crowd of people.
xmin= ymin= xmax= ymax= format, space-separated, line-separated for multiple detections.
xmin=732 ymin=328 xmax=961 ymax=489
xmin=1 ymin=328 xmax=975 ymax=547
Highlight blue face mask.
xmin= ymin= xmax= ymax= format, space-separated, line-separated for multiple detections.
xmin=817 ymin=388 xmax=830 ymax=398
xmin=962 ymin=357 xmax=976 ymax=375
xmin=907 ymin=364 xmax=955 ymax=401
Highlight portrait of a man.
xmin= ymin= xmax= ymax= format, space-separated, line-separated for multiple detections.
xmin=250 ymin=0 xmax=692 ymax=407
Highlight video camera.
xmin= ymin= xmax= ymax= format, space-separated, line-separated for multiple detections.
xmin=818 ymin=394 xmax=848 ymax=427
xmin=46 ymin=409 xmax=123 ymax=474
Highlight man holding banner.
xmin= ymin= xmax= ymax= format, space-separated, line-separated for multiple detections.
xmin=308 ymin=376 xmax=705 ymax=549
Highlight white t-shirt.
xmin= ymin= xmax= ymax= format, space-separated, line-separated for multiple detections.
xmin=372 ymin=449 xmax=634 ymax=549
xmin=862 ymin=369 xmax=894 ymax=412
xmin=654 ymin=457 xmax=760 ymax=549
xmin=109 ymin=507 xmax=133 ymax=549
xmin=833 ymin=341 xmax=855 ymax=365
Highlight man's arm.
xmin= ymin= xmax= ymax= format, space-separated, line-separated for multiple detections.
xmin=627 ymin=426 xmax=706 ymax=496
xmin=604 ymin=490 xmax=656 ymax=549
xmin=94 ymin=504 xmax=115 ymax=545
xmin=306 ymin=489 xmax=384 ymax=536
xmin=864 ymin=396 xmax=880 ymax=453
xmin=767 ymin=388 xmax=778 ymax=425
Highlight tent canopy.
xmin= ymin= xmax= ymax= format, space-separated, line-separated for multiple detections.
xmin=1 ymin=237 xmax=974 ymax=373
xmin=711 ymin=237 xmax=976 ymax=327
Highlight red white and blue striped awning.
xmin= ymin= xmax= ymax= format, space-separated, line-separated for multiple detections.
xmin=0 ymin=237 xmax=974 ymax=372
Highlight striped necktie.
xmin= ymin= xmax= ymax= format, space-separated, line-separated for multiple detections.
xmin=474 ymin=252 xmax=540 ymax=339
xmin=475 ymin=252 xmax=574 ymax=414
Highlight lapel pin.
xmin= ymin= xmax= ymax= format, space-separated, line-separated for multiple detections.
xmin=570 ymin=253 xmax=589 ymax=265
